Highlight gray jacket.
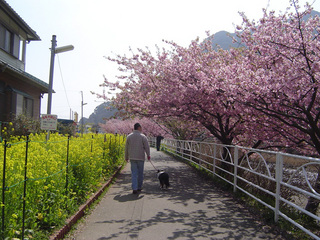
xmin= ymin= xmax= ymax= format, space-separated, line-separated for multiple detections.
xmin=125 ymin=130 xmax=150 ymax=161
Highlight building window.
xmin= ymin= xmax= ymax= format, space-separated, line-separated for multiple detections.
xmin=16 ymin=93 xmax=33 ymax=118
xmin=24 ymin=98 xmax=33 ymax=117
xmin=4 ymin=29 xmax=11 ymax=52
xmin=0 ymin=24 xmax=20 ymax=58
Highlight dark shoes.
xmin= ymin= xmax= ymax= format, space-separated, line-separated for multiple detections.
xmin=132 ymin=189 xmax=142 ymax=194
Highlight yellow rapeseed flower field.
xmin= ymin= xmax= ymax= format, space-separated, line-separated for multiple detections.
xmin=0 ymin=133 xmax=125 ymax=239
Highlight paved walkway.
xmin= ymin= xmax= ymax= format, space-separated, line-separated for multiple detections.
xmin=66 ymin=148 xmax=285 ymax=240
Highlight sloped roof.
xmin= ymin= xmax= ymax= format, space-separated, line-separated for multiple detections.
xmin=0 ymin=59 xmax=49 ymax=93
xmin=0 ymin=0 xmax=40 ymax=41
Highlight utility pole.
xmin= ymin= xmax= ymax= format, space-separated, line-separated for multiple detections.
xmin=46 ymin=35 xmax=74 ymax=115
xmin=47 ymin=35 xmax=57 ymax=114
xmin=45 ymin=35 xmax=74 ymax=141
xmin=81 ymin=91 xmax=87 ymax=137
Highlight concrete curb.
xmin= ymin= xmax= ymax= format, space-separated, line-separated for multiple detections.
xmin=49 ymin=164 xmax=124 ymax=240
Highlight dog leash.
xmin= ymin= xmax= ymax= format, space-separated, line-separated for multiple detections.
xmin=149 ymin=159 xmax=158 ymax=171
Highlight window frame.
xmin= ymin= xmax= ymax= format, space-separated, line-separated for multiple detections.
xmin=0 ymin=24 xmax=20 ymax=58
xmin=15 ymin=92 xmax=34 ymax=118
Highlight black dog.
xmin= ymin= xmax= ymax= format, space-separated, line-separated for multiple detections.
xmin=157 ymin=170 xmax=170 ymax=189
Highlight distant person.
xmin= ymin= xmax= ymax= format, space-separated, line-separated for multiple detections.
xmin=125 ymin=123 xmax=151 ymax=194
xmin=156 ymin=135 xmax=164 ymax=151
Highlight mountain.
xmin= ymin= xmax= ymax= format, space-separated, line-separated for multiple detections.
xmin=206 ymin=31 xmax=240 ymax=50
xmin=304 ymin=10 xmax=320 ymax=21
xmin=81 ymin=102 xmax=117 ymax=125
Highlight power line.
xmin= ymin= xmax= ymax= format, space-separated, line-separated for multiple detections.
xmin=56 ymin=54 xmax=71 ymax=110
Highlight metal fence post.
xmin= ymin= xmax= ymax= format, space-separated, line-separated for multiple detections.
xmin=1 ymin=140 xmax=7 ymax=239
xmin=103 ymin=134 xmax=106 ymax=160
xmin=182 ymin=141 xmax=185 ymax=158
xmin=275 ymin=153 xmax=283 ymax=222
xmin=233 ymin=146 xmax=238 ymax=193
xmin=117 ymin=134 xmax=120 ymax=156
xmin=213 ymin=144 xmax=216 ymax=175
xmin=22 ymin=136 xmax=29 ymax=240
xmin=190 ymin=142 xmax=193 ymax=162
xmin=91 ymin=135 xmax=93 ymax=152
xmin=181 ymin=141 xmax=184 ymax=158
xmin=65 ymin=136 xmax=70 ymax=191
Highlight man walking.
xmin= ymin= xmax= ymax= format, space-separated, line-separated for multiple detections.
xmin=156 ymin=135 xmax=164 ymax=151
xmin=125 ymin=123 xmax=151 ymax=194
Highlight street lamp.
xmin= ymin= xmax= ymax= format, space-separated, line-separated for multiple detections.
xmin=47 ymin=35 xmax=74 ymax=114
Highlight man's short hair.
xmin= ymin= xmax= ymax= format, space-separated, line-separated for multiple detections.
xmin=134 ymin=123 xmax=141 ymax=130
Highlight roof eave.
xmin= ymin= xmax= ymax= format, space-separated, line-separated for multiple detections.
xmin=0 ymin=61 xmax=49 ymax=93
xmin=0 ymin=0 xmax=41 ymax=41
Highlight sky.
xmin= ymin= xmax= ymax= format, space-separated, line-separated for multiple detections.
xmin=5 ymin=0 xmax=320 ymax=120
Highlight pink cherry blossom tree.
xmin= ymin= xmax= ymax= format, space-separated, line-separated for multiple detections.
xmin=100 ymin=117 xmax=170 ymax=137
xmin=103 ymin=40 xmax=260 ymax=149
xmin=100 ymin=117 xmax=209 ymax=140
xmin=236 ymin=0 xmax=320 ymax=214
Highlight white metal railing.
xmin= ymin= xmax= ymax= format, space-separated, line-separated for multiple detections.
xmin=149 ymin=137 xmax=320 ymax=240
